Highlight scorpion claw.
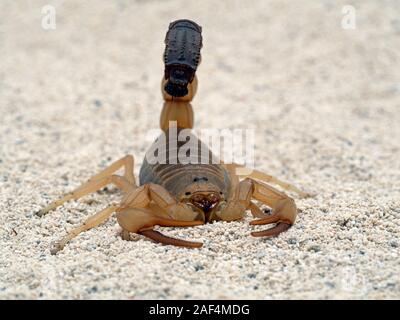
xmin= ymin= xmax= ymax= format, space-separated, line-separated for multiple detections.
xmin=139 ymin=229 xmax=203 ymax=248
xmin=249 ymin=215 xmax=280 ymax=225
xmin=251 ymin=222 xmax=291 ymax=238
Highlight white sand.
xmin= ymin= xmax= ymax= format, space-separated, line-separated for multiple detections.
xmin=0 ymin=0 xmax=399 ymax=299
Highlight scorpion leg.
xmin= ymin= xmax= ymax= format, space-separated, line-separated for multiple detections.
xmin=84 ymin=155 xmax=136 ymax=187
xmin=224 ymin=163 xmax=311 ymax=198
xmin=248 ymin=178 xmax=296 ymax=237
xmin=50 ymin=205 xmax=118 ymax=255
xmin=37 ymin=155 xmax=136 ymax=216
xmin=37 ymin=175 xmax=133 ymax=216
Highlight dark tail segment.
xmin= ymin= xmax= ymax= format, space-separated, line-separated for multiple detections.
xmin=163 ymin=19 xmax=203 ymax=98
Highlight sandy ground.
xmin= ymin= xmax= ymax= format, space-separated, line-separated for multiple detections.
xmin=0 ymin=0 xmax=399 ymax=299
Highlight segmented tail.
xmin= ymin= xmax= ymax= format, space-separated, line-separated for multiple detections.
xmin=159 ymin=19 xmax=202 ymax=132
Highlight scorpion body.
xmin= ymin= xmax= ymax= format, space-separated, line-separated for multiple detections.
xmin=38 ymin=19 xmax=309 ymax=254
xmin=139 ymin=128 xmax=232 ymax=223
xmin=139 ymin=129 xmax=231 ymax=201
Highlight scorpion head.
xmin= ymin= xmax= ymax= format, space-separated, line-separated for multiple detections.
xmin=180 ymin=178 xmax=226 ymax=222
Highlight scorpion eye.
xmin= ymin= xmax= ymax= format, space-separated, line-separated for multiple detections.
xmin=193 ymin=176 xmax=208 ymax=182
xmin=185 ymin=192 xmax=191 ymax=196
xmin=219 ymin=192 xmax=223 ymax=195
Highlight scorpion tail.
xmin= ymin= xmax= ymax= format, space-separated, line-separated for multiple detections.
xmin=140 ymin=229 xmax=203 ymax=248
xmin=159 ymin=101 xmax=194 ymax=132
xmin=159 ymin=19 xmax=202 ymax=132
xmin=162 ymin=19 xmax=202 ymax=102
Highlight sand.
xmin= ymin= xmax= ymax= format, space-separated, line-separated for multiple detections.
xmin=0 ymin=0 xmax=399 ymax=299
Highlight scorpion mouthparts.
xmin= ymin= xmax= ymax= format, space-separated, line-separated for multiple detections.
xmin=189 ymin=193 xmax=221 ymax=220
xmin=191 ymin=200 xmax=219 ymax=221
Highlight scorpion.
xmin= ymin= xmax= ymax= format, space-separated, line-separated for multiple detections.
xmin=37 ymin=19 xmax=309 ymax=254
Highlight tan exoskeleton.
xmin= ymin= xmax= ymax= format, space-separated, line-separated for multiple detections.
xmin=37 ymin=19 xmax=310 ymax=254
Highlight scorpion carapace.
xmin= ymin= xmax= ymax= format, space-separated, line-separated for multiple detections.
xmin=163 ymin=19 xmax=202 ymax=98
xmin=37 ymin=19 xmax=310 ymax=254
